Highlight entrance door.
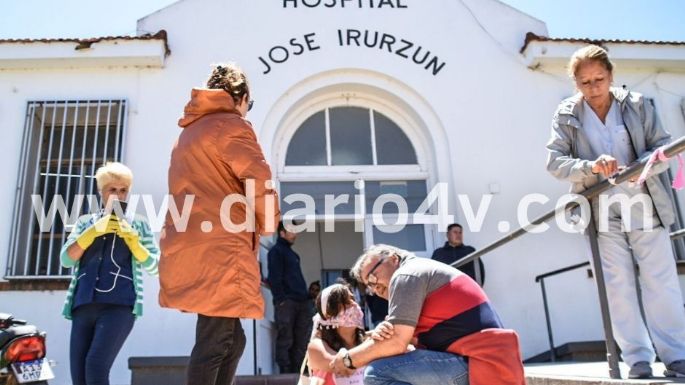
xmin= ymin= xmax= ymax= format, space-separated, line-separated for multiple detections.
xmin=292 ymin=220 xmax=364 ymax=287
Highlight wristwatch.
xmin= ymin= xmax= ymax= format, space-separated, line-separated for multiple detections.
xmin=342 ymin=350 xmax=356 ymax=369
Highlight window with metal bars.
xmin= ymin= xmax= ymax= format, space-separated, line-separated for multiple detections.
xmin=6 ymin=100 xmax=126 ymax=278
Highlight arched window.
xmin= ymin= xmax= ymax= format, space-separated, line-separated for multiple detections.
xmin=285 ymin=107 xmax=417 ymax=166
xmin=279 ymin=104 xmax=432 ymax=258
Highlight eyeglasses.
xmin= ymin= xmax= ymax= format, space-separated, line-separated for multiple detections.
xmin=248 ymin=99 xmax=255 ymax=111
xmin=365 ymin=258 xmax=387 ymax=292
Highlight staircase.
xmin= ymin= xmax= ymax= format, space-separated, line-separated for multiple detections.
xmin=525 ymin=341 xmax=613 ymax=364
xmin=129 ymin=357 xmax=299 ymax=385
xmin=131 ymin=354 xmax=685 ymax=385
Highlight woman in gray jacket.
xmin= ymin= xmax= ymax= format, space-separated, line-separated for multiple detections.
xmin=546 ymin=45 xmax=685 ymax=379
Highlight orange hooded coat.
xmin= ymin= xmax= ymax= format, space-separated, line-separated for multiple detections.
xmin=159 ymin=88 xmax=280 ymax=318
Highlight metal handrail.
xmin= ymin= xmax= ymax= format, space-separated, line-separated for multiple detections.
xmin=535 ymin=262 xmax=590 ymax=283
xmin=451 ymin=135 xmax=685 ymax=379
xmin=535 ymin=228 xmax=685 ymax=364
xmin=452 ymin=135 xmax=685 ymax=269
xmin=671 ymin=228 xmax=685 ymax=241
xmin=536 ymin=229 xmax=685 ymax=285
xmin=535 ymin=261 xmax=591 ymax=362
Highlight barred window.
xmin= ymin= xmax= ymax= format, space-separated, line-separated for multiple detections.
xmin=7 ymin=100 xmax=126 ymax=278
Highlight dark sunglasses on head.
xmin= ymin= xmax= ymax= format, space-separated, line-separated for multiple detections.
xmin=248 ymin=99 xmax=255 ymax=111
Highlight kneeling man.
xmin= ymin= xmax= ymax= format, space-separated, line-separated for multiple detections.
xmin=332 ymin=244 xmax=524 ymax=385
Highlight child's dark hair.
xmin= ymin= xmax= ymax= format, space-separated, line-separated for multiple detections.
xmin=315 ymin=284 xmax=365 ymax=351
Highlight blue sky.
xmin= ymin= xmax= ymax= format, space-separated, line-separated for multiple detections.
xmin=503 ymin=0 xmax=685 ymax=42
xmin=1 ymin=0 xmax=684 ymax=41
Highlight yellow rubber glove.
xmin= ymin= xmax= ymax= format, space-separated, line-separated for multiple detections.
xmin=75 ymin=215 xmax=119 ymax=249
xmin=116 ymin=219 xmax=150 ymax=263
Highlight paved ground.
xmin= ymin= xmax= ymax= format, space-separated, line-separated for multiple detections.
xmin=525 ymin=362 xmax=685 ymax=384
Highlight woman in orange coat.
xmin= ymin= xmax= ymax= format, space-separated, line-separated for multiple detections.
xmin=159 ymin=63 xmax=280 ymax=385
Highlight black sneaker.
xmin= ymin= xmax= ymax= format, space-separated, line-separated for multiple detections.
xmin=665 ymin=360 xmax=685 ymax=377
xmin=628 ymin=361 xmax=652 ymax=379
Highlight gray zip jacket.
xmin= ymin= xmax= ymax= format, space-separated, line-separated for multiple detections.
xmin=546 ymin=87 xmax=674 ymax=227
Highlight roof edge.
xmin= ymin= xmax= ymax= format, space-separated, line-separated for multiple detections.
xmin=0 ymin=30 xmax=170 ymax=57
xmin=520 ymin=32 xmax=685 ymax=54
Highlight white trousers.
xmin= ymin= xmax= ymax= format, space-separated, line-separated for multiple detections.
xmin=596 ymin=222 xmax=685 ymax=366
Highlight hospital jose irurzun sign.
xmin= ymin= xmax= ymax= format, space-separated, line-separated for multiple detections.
xmin=259 ymin=0 xmax=446 ymax=76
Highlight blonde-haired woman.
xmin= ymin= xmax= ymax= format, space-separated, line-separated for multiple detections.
xmin=60 ymin=162 xmax=159 ymax=385
xmin=547 ymin=45 xmax=685 ymax=379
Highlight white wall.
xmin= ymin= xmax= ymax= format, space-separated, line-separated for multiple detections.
xmin=137 ymin=0 xmax=685 ymax=361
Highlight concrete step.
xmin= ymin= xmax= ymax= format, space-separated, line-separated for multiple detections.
xmin=525 ymin=362 xmax=685 ymax=385
xmin=130 ymin=356 xmax=685 ymax=385
xmin=526 ymin=341 xmax=613 ymax=363
xmin=128 ymin=356 xmax=299 ymax=385
xmin=235 ymin=374 xmax=300 ymax=385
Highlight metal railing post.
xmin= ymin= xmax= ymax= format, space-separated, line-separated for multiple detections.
xmin=587 ymin=216 xmax=621 ymax=379
xmin=534 ymin=261 xmax=590 ymax=363
xmin=253 ymin=319 xmax=258 ymax=375
xmin=539 ymin=278 xmax=556 ymax=362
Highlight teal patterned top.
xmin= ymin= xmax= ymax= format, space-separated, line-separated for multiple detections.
xmin=60 ymin=213 xmax=159 ymax=319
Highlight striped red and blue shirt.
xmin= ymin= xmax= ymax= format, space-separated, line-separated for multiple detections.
xmin=387 ymin=256 xmax=502 ymax=350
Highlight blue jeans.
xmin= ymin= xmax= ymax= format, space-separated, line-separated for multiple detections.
xmin=70 ymin=303 xmax=135 ymax=385
xmin=364 ymin=349 xmax=469 ymax=385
